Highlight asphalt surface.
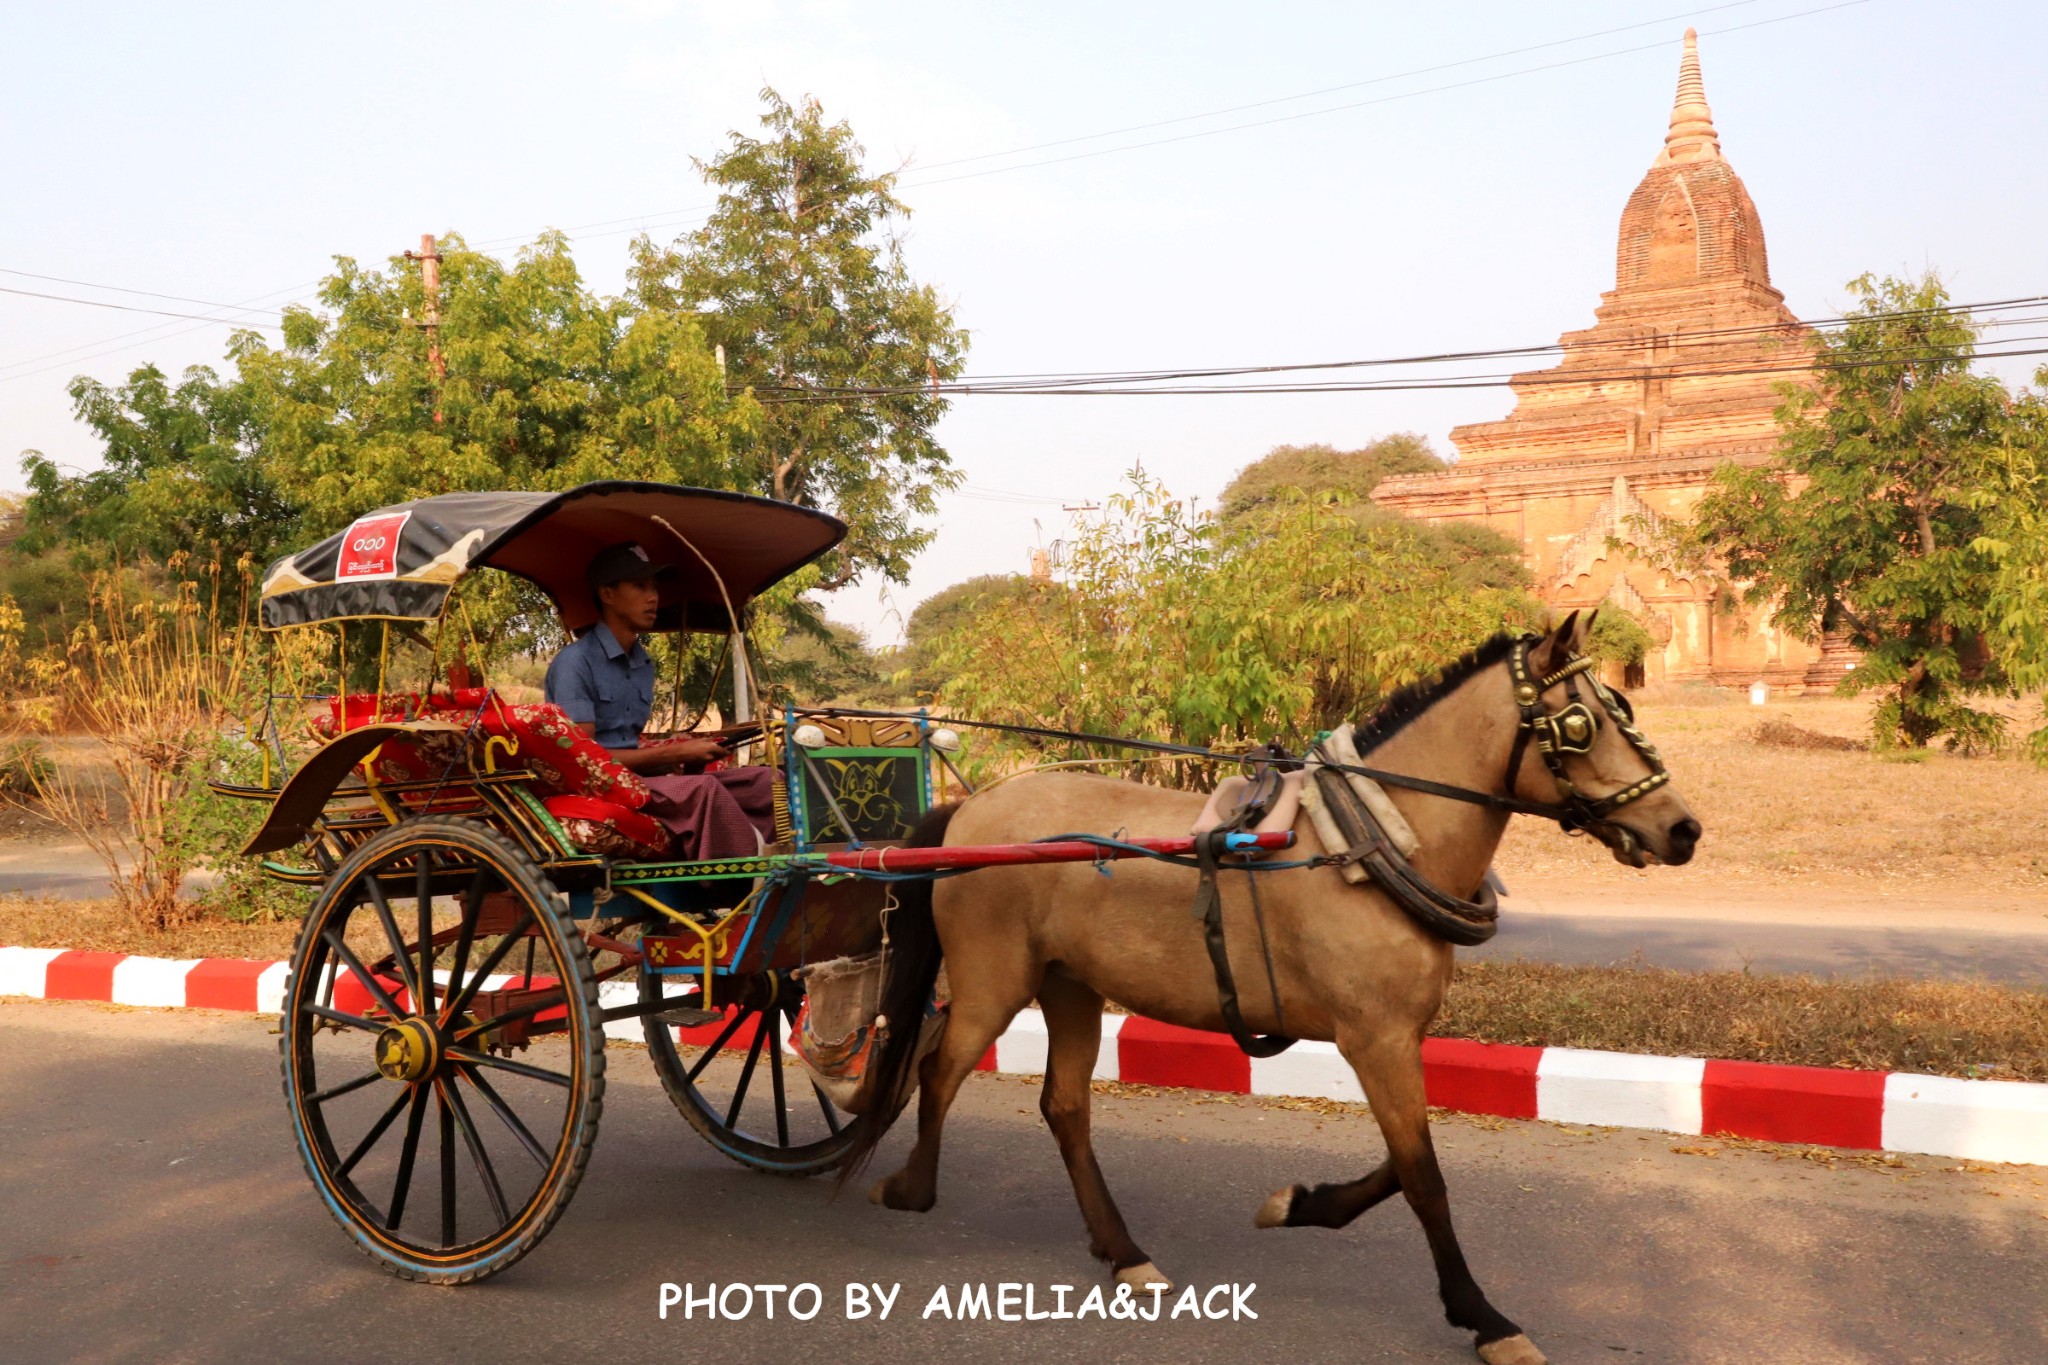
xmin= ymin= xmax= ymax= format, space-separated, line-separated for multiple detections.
xmin=2 ymin=1000 xmax=2043 ymax=1364
xmin=11 ymin=842 xmax=2048 ymax=987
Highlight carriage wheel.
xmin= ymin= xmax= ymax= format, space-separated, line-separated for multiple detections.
xmin=278 ymin=816 xmax=604 ymax=1284
xmin=641 ymin=965 xmax=863 ymax=1176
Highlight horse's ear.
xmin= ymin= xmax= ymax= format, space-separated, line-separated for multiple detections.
xmin=1571 ymin=608 xmax=1599 ymax=654
xmin=1528 ymin=610 xmax=1580 ymax=677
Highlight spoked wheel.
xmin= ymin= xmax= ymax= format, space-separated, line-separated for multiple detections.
xmin=642 ymin=965 xmax=863 ymax=1175
xmin=279 ymin=816 xmax=604 ymax=1284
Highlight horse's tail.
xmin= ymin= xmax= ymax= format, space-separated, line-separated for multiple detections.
xmin=835 ymin=799 xmax=960 ymax=1188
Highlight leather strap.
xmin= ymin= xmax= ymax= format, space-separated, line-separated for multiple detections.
xmin=1191 ymin=830 xmax=1295 ymax=1058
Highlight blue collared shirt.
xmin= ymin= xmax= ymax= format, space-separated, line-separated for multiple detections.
xmin=543 ymin=622 xmax=655 ymax=749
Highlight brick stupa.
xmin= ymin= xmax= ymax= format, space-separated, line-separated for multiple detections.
xmin=1375 ymin=30 xmax=1848 ymax=689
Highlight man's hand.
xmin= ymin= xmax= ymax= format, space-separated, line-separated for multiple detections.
xmin=659 ymin=736 xmax=731 ymax=766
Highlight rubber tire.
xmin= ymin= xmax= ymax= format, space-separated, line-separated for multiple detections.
xmin=279 ymin=815 xmax=606 ymax=1284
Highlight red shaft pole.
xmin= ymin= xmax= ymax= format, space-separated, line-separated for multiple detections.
xmin=818 ymin=831 xmax=1294 ymax=873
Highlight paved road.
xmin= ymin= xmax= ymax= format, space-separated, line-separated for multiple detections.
xmin=2 ymin=1000 xmax=2042 ymax=1364
xmin=10 ymin=841 xmax=2048 ymax=987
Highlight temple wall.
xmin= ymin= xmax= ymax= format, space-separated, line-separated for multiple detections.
xmin=1370 ymin=29 xmax=1836 ymax=692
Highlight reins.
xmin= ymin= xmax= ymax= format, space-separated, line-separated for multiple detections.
xmin=809 ymin=635 xmax=1670 ymax=835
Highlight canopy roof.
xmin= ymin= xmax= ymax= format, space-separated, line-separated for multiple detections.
xmin=259 ymin=481 xmax=846 ymax=633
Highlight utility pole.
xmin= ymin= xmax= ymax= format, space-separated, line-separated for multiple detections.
xmin=405 ymin=233 xmax=445 ymax=423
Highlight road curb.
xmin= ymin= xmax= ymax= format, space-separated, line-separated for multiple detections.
xmin=7 ymin=943 xmax=2045 ymax=1167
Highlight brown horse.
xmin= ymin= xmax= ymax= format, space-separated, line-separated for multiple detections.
xmin=840 ymin=614 xmax=1700 ymax=1365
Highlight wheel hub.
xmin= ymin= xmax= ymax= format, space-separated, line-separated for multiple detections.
xmin=374 ymin=1017 xmax=442 ymax=1083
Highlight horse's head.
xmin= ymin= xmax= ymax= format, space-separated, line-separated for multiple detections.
xmin=1505 ymin=612 xmax=1701 ymax=868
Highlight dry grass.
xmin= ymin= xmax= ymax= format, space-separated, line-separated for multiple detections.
xmin=1496 ymin=693 xmax=2048 ymax=888
xmin=3 ymin=894 xmax=316 ymax=960
xmin=1442 ymin=958 xmax=2048 ymax=1082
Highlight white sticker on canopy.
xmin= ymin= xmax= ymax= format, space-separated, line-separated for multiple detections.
xmin=335 ymin=510 xmax=412 ymax=582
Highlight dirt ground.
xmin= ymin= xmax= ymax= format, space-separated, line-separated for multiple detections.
xmin=1494 ymin=692 xmax=2048 ymax=916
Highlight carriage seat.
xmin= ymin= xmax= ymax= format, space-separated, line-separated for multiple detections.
xmin=317 ymin=692 xmax=653 ymax=808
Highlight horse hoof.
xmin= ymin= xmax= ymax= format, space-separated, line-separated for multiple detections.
xmin=1115 ymin=1262 xmax=1172 ymax=1292
xmin=866 ymin=1179 xmax=888 ymax=1206
xmin=1476 ymin=1333 xmax=1546 ymax=1365
xmin=1253 ymin=1185 xmax=1300 ymax=1229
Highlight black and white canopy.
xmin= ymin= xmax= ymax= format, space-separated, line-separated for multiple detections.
xmin=259 ymin=481 xmax=846 ymax=634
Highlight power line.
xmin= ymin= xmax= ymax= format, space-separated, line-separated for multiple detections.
xmin=740 ymin=292 xmax=2048 ymax=400
xmin=0 ymin=284 xmax=285 ymax=328
xmin=907 ymin=0 xmax=1874 ymax=189
xmin=908 ymin=1 xmax=1772 ymax=175
xmin=0 ymin=267 xmax=290 ymax=319
xmin=0 ymin=281 xmax=321 ymax=386
xmin=465 ymin=0 xmax=1856 ymax=251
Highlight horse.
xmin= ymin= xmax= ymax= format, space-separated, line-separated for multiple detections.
xmin=838 ymin=613 xmax=1700 ymax=1365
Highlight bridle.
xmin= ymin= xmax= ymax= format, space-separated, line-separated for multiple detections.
xmin=1501 ymin=637 xmax=1670 ymax=839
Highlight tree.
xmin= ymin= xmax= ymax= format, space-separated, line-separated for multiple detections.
xmin=1217 ymin=435 xmax=1529 ymax=592
xmin=1217 ymin=434 xmax=1443 ymax=519
xmin=1973 ymin=376 xmax=2048 ymax=759
xmin=926 ymin=477 xmax=1543 ymax=783
xmin=631 ymin=89 xmax=969 ymax=588
xmin=1689 ymin=273 xmax=2015 ymax=750
xmin=246 ymin=231 xmax=753 ymax=531
xmin=19 ymin=357 xmax=289 ymax=584
xmin=900 ymin=572 xmax=1046 ymax=698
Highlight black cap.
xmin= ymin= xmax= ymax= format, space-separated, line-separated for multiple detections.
xmin=586 ymin=542 xmax=676 ymax=593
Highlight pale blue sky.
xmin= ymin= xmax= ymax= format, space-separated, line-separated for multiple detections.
xmin=4 ymin=0 xmax=2043 ymax=642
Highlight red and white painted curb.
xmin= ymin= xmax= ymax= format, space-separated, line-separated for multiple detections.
xmin=7 ymin=945 xmax=2045 ymax=1168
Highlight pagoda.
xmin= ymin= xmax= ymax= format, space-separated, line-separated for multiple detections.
xmin=1375 ymin=30 xmax=1847 ymax=689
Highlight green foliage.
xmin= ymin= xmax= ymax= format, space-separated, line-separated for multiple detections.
xmin=1688 ymin=273 xmax=2020 ymax=752
xmin=1586 ymin=608 xmax=1655 ymax=668
xmin=762 ymin=616 xmax=888 ymax=705
xmin=1972 ymin=376 xmax=2048 ymax=759
xmin=1216 ymin=434 xmax=1443 ymax=519
xmin=0 ymin=738 xmax=53 ymax=797
xmin=19 ymin=359 xmax=286 ymax=595
xmin=926 ymin=476 xmax=1542 ymax=783
xmin=900 ymin=573 xmax=1041 ymax=698
xmin=1216 ymin=436 xmax=1528 ymax=592
xmin=175 ymin=730 xmax=308 ymax=923
xmin=631 ymin=89 xmax=969 ymax=587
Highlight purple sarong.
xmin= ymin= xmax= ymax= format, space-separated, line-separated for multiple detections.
xmin=640 ymin=768 xmax=777 ymax=861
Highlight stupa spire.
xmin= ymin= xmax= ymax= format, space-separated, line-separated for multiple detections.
xmin=1660 ymin=28 xmax=1721 ymax=163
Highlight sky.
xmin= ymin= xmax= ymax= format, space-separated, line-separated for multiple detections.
xmin=4 ymin=0 xmax=2044 ymax=644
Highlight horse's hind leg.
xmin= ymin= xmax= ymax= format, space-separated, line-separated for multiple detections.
xmin=1341 ymin=1031 xmax=1546 ymax=1365
xmin=869 ymin=978 xmax=1027 ymax=1214
xmin=1037 ymin=972 xmax=1169 ymax=1291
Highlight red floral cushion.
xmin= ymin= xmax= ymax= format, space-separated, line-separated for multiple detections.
xmin=543 ymin=795 xmax=668 ymax=860
xmin=424 ymin=696 xmax=651 ymax=809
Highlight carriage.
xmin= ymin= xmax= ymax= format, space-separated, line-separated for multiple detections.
xmin=223 ymin=480 xmax=1288 ymax=1284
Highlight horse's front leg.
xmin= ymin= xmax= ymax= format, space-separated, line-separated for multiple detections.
xmin=1036 ymin=972 xmax=1170 ymax=1290
xmin=1253 ymin=1157 xmax=1401 ymax=1229
xmin=1341 ymin=1030 xmax=1547 ymax=1365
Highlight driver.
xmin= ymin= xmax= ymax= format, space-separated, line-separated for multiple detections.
xmin=543 ymin=542 xmax=728 ymax=772
xmin=545 ymin=542 xmax=773 ymax=859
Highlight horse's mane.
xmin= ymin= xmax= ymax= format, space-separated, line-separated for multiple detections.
xmin=1351 ymin=632 xmax=1522 ymax=755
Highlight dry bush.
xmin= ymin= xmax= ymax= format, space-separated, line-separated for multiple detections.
xmin=7 ymin=562 xmax=255 ymax=933
xmin=1443 ymin=959 xmax=2048 ymax=1081
xmin=1751 ymin=717 xmax=1865 ymax=752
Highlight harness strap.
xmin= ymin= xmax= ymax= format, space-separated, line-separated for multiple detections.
xmin=1307 ymin=762 xmax=1500 ymax=947
xmin=1190 ymin=830 xmax=1295 ymax=1059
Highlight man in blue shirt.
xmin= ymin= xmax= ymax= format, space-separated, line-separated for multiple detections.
xmin=544 ymin=542 xmax=728 ymax=773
